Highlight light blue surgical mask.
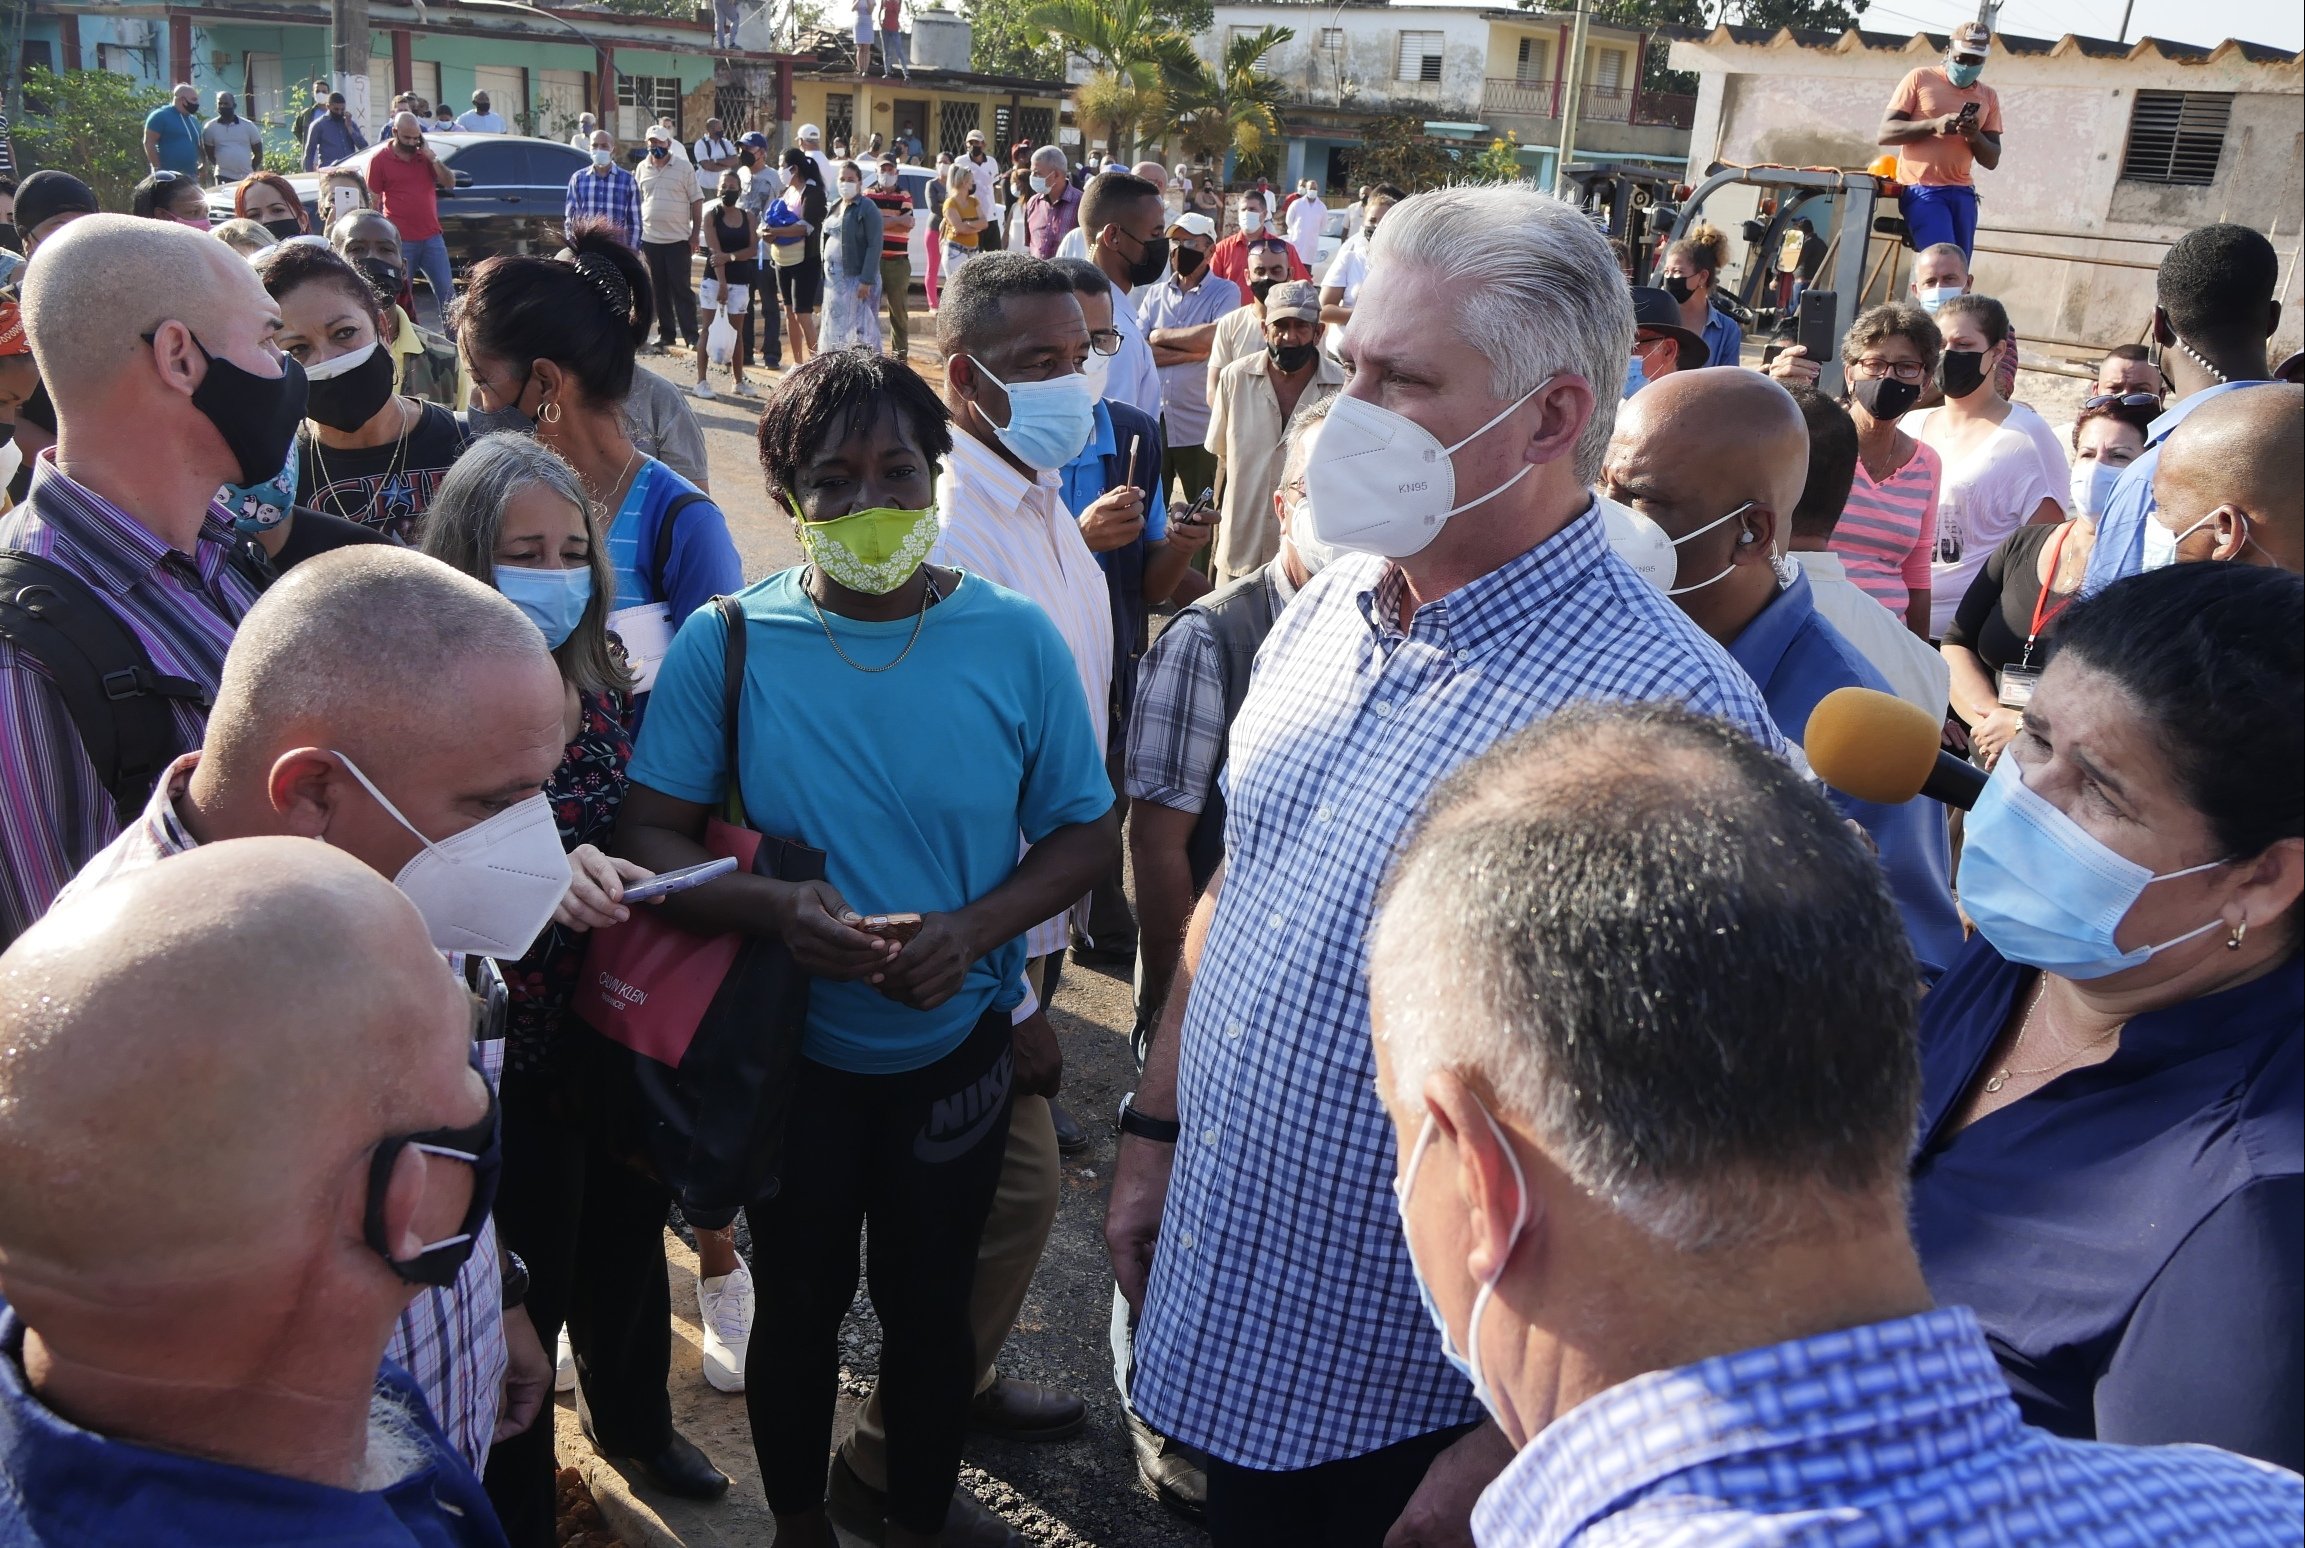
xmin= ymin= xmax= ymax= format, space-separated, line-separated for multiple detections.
xmin=1915 ymin=285 xmax=1963 ymax=315
xmin=2069 ymin=460 xmax=2122 ymax=521
xmin=1957 ymin=754 xmax=2230 ymax=980
xmin=220 ymin=452 xmax=298 ymax=536
xmin=963 ymin=354 xmax=1096 ymax=471
xmin=1622 ymin=353 xmax=1647 ymax=399
xmin=495 ymin=563 xmax=593 ymax=650
xmin=1946 ymin=57 xmax=1983 ymax=88
xmin=1392 ymin=1105 xmax=1528 ymax=1422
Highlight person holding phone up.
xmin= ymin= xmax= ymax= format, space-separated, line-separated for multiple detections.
xmin=1878 ymin=21 xmax=2002 ymax=262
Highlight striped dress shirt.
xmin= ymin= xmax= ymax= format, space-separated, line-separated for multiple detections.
xmin=57 ymin=750 xmax=511 ymax=1474
xmin=931 ymin=429 xmax=1114 ymax=960
xmin=1131 ymin=504 xmax=1782 ymax=1470
xmin=1472 ymin=1306 xmax=2304 ymax=1547
xmin=0 ymin=458 xmax=259 ymax=943
xmin=1831 ymin=438 xmax=1941 ymax=618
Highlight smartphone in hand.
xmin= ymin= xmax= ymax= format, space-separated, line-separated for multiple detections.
xmin=860 ymin=912 xmax=925 ymax=945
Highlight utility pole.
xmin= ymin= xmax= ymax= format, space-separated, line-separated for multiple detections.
xmin=333 ymin=0 xmax=371 ymax=123
xmin=1552 ymin=0 xmax=1590 ymax=197
xmin=2116 ymin=0 xmax=2135 ymax=42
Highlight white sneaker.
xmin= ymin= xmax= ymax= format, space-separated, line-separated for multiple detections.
xmin=693 ymin=381 xmax=717 ymax=400
xmin=554 ymin=1328 xmax=576 ymax=1393
xmin=697 ymin=1258 xmax=754 ymax=1393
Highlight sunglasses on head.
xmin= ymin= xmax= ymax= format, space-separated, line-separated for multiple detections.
xmin=2084 ymin=391 xmax=2160 ymax=410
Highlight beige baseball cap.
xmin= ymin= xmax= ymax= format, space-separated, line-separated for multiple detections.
xmin=1263 ymin=280 xmax=1320 ymax=323
xmin=1950 ymin=21 xmax=1990 ymax=58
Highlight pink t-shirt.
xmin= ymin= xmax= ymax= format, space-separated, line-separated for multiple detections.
xmin=1832 ymin=438 xmax=1940 ymax=617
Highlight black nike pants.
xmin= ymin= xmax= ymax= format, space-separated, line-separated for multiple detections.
xmin=744 ymin=1004 xmax=1013 ymax=1533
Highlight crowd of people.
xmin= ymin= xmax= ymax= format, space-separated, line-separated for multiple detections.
xmin=0 ymin=33 xmax=2301 ymax=1545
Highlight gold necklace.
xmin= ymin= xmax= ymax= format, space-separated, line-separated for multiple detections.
xmin=1982 ymin=983 xmax=2120 ymax=1093
xmin=801 ymin=566 xmax=936 ymax=673
xmin=308 ymin=396 xmax=415 ymax=523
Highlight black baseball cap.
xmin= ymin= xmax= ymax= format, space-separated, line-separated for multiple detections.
xmin=1629 ymin=285 xmax=1708 ymax=373
xmin=15 ymin=170 xmax=100 ymax=236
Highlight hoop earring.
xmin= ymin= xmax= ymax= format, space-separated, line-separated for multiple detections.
xmin=2227 ymin=919 xmax=2248 ymax=951
xmin=539 ymin=399 xmax=563 ymax=425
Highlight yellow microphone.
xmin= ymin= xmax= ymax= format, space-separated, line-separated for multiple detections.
xmin=1804 ymin=687 xmax=1988 ymax=810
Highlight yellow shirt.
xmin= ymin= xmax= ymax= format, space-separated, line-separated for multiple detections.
xmin=943 ymin=188 xmax=982 ymax=249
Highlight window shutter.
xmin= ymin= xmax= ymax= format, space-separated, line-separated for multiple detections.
xmin=2119 ymin=91 xmax=2232 ymax=186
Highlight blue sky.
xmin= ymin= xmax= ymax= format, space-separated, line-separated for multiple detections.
xmin=1847 ymin=0 xmax=2300 ymax=53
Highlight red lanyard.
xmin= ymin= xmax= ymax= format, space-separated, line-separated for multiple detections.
xmin=2022 ymin=524 xmax=2076 ymax=666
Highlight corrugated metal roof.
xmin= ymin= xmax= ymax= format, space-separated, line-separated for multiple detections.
xmin=1657 ymin=23 xmax=2300 ymax=67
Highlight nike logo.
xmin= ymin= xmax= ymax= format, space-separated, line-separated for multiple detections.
xmin=914 ymin=1045 xmax=1013 ymax=1163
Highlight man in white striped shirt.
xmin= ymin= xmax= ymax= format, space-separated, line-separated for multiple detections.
xmin=833 ymin=253 xmax=1107 ymax=1527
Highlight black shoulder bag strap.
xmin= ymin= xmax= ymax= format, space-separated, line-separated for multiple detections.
xmin=0 ymin=551 xmax=212 ymax=822
xmin=653 ymin=491 xmax=716 ymax=613
xmin=716 ymin=591 xmax=746 ymax=820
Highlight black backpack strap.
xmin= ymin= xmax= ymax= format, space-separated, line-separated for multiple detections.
xmin=0 ymin=551 xmax=210 ymax=822
xmin=653 ymin=491 xmax=715 ymax=610
xmin=716 ymin=594 xmax=746 ymax=826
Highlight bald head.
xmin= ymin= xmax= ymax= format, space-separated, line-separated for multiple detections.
xmin=2151 ymin=384 xmax=2304 ymax=571
xmin=0 ymin=839 xmax=465 ymax=1289
xmin=205 ymin=546 xmax=556 ymax=785
xmin=1615 ymin=368 xmax=1810 ymax=522
xmin=391 ymin=111 xmax=422 ymax=138
xmin=22 ymin=213 xmax=277 ymax=408
xmin=1132 ymin=160 xmax=1169 ymax=187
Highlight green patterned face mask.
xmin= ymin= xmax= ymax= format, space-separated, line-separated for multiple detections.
xmin=789 ymin=496 xmax=940 ymax=595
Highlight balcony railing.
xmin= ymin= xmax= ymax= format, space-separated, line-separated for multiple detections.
xmin=1478 ymin=78 xmax=1695 ymax=131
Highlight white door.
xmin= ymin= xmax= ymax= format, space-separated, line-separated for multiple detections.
xmin=535 ymin=69 xmax=589 ymax=144
xmin=244 ymin=51 xmax=285 ymax=124
xmin=473 ymin=64 xmax=524 ymax=128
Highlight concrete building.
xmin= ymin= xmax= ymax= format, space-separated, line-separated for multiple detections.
xmin=787 ymin=61 xmax=1068 ymax=166
xmin=1666 ymin=24 xmax=2303 ymax=362
xmin=1186 ymin=2 xmax=1692 ymax=189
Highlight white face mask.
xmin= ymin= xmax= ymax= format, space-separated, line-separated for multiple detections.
xmin=1029 ymin=173 xmax=1051 ymax=196
xmin=2143 ymin=506 xmax=2240 ymax=569
xmin=1239 ymin=209 xmax=1264 ymax=235
xmin=590 ymin=148 xmax=613 ymax=168
xmin=1915 ymin=284 xmax=1962 ymax=315
xmin=334 ymin=751 xmax=570 ymax=958
xmin=1078 ymin=346 xmax=1112 ymax=401
xmin=2069 ymin=460 xmax=2123 ymax=521
xmin=1304 ymin=380 xmax=1551 ymax=559
xmin=1286 ymin=496 xmax=1342 ymax=575
xmin=877 ymin=169 xmax=899 ymax=188
xmin=1600 ymin=495 xmax=1758 ymax=596
xmin=838 ymin=179 xmax=861 ymax=199
xmin=1393 ymin=1105 xmax=1529 ymax=1425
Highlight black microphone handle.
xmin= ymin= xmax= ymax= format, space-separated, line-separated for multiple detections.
xmin=1920 ymin=749 xmax=1989 ymax=812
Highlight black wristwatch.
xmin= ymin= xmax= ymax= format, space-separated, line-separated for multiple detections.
xmin=500 ymin=1249 xmax=530 ymax=1311
xmin=1118 ymin=1091 xmax=1181 ymax=1144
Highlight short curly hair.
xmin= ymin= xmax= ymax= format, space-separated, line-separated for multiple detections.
xmin=756 ymin=348 xmax=953 ymax=509
xmin=1839 ymin=301 xmax=1942 ymax=378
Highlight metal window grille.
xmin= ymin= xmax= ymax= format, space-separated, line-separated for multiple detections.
xmin=937 ymin=99 xmax=980 ymax=158
xmin=825 ymin=92 xmax=854 ymax=147
xmin=616 ymin=73 xmax=683 ymax=123
xmin=1396 ymin=31 xmax=1443 ymax=84
xmin=1016 ymin=105 xmax=1054 ymax=152
xmin=2118 ymin=90 xmax=2231 ymax=186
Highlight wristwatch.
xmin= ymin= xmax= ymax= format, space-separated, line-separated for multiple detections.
xmin=500 ymin=1249 xmax=530 ymax=1311
xmin=1118 ymin=1090 xmax=1181 ymax=1144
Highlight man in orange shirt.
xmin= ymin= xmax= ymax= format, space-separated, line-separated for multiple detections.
xmin=1877 ymin=21 xmax=2001 ymax=261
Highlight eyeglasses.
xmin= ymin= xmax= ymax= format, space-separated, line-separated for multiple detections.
xmin=1087 ymin=328 xmax=1122 ymax=358
xmin=1852 ymin=356 xmax=1927 ymax=383
xmin=2084 ymin=391 xmax=2160 ymax=410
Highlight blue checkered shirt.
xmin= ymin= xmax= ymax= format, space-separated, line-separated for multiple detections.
xmin=565 ymin=165 xmax=643 ymax=251
xmin=1474 ymin=1306 xmax=2305 ymax=1547
xmin=1130 ymin=502 xmax=1782 ymax=1469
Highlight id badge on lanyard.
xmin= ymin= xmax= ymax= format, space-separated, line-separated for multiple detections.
xmin=2003 ymin=526 xmax=2076 ymax=710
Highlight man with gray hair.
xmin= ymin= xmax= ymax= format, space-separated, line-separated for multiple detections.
xmin=1203 ymin=278 xmax=1339 ymax=582
xmin=1370 ymin=700 xmax=2304 ymax=1545
xmin=1108 ymin=185 xmax=1780 ymax=1545
xmin=0 ymin=214 xmax=288 ymax=942
xmin=1023 ymin=145 xmax=1081 ymax=259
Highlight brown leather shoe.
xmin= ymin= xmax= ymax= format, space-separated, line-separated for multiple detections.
xmin=1128 ymin=1409 xmax=1208 ymax=1522
xmin=967 ymin=1375 xmax=1088 ymax=1442
xmin=825 ymin=1454 xmax=1023 ymax=1548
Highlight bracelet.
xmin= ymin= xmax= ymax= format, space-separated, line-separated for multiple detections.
xmin=1119 ymin=1093 xmax=1181 ymax=1144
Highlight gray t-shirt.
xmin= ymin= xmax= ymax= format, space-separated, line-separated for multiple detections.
xmin=202 ymin=117 xmax=268 ymax=183
xmin=621 ymin=367 xmax=710 ymax=491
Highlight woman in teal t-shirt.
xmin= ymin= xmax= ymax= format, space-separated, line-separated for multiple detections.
xmin=617 ymin=350 xmax=1116 ymax=1547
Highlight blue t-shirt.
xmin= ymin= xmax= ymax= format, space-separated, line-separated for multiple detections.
xmin=627 ymin=568 xmax=1115 ymax=1073
xmin=603 ymin=457 xmax=745 ymax=630
xmin=144 ymin=104 xmax=202 ymax=176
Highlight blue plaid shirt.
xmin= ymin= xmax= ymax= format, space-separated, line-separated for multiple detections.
xmin=1474 ymin=1306 xmax=2305 ymax=1547
xmin=1131 ymin=502 xmax=1782 ymax=1469
xmin=565 ymin=165 xmax=643 ymax=251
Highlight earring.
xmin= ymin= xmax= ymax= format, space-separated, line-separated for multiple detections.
xmin=2227 ymin=919 xmax=2248 ymax=951
xmin=539 ymin=399 xmax=563 ymax=425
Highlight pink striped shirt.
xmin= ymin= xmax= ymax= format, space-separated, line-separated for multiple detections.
xmin=1832 ymin=439 xmax=1940 ymax=617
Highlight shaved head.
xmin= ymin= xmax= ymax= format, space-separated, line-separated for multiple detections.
xmin=1615 ymin=367 xmax=1810 ymax=523
xmin=22 ymin=213 xmax=274 ymax=406
xmin=2153 ymin=383 xmax=2305 ymax=571
xmin=392 ymin=111 xmax=422 ymax=137
xmin=0 ymin=839 xmax=465 ymax=1288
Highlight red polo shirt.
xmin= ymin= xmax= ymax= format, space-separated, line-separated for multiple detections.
xmin=1208 ymin=228 xmax=1308 ymax=292
xmin=367 ymin=144 xmax=444 ymax=241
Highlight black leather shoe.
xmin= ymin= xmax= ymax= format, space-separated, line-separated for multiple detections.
xmin=967 ymin=1375 xmax=1087 ymax=1442
xmin=827 ymin=1453 xmax=1022 ymax=1548
xmin=1050 ymin=1101 xmax=1091 ymax=1157
xmin=583 ymin=1421 xmax=730 ymax=1499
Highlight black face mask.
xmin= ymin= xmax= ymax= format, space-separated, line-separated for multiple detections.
xmin=1123 ymin=231 xmax=1170 ymax=288
xmin=1938 ymin=348 xmax=1989 ymax=400
xmin=261 ymin=216 xmax=304 ymax=242
xmin=1663 ymin=275 xmax=1696 ymax=305
xmin=1362 ymin=224 xmax=1377 ymax=242
xmin=18 ymin=378 xmax=55 ymax=435
xmin=1269 ymin=339 xmax=1318 ymax=373
xmin=363 ymin=1077 xmax=502 ymax=1287
xmin=1174 ymin=244 xmax=1206 ymax=278
xmin=354 ymin=256 xmax=406 ymax=301
xmin=0 ymin=223 xmax=20 ymax=254
xmin=303 ymin=342 xmax=399 ymax=432
xmin=1849 ymin=374 xmax=1921 ymax=421
xmin=720 ymin=190 xmax=740 ymax=206
xmin=175 ymin=333 xmax=309 ymax=486
xmin=1249 ymin=277 xmax=1278 ymax=306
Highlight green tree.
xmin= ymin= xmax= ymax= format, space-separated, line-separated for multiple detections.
xmin=1025 ymin=0 xmax=1199 ymax=159
xmin=966 ymin=0 xmax=1070 ymax=76
xmin=1524 ymin=0 xmax=1870 ymax=96
xmin=1161 ymin=24 xmax=1292 ymax=182
xmin=1465 ymin=133 xmax=1528 ymax=183
xmin=15 ymin=67 xmax=173 ymax=211
xmin=1350 ymin=114 xmax=1462 ymax=193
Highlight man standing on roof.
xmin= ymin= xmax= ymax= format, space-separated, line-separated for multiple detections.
xmin=1877 ymin=22 xmax=2002 ymax=261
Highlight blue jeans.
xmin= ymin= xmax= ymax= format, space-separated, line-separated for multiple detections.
xmin=401 ymin=233 xmax=455 ymax=320
xmin=1900 ymin=183 xmax=1979 ymax=260
xmin=879 ymin=27 xmax=906 ymax=68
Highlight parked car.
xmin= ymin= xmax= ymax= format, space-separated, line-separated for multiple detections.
xmin=209 ymin=133 xmax=593 ymax=276
xmin=1312 ymin=207 xmax=1350 ymax=283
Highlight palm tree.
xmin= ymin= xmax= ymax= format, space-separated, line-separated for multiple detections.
xmin=1024 ymin=0 xmax=1192 ymax=161
xmin=1162 ymin=25 xmax=1293 ymax=182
